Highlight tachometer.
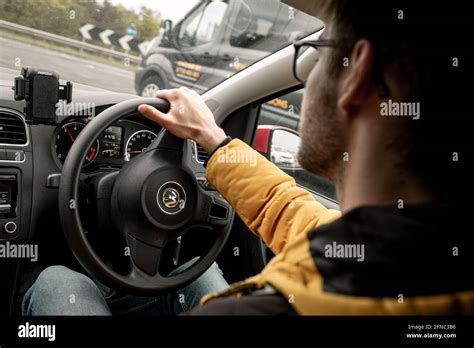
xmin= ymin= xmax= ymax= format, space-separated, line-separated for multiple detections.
xmin=124 ymin=130 xmax=157 ymax=161
xmin=55 ymin=121 xmax=99 ymax=166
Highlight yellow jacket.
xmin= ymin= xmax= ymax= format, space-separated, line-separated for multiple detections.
xmin=201 ymin=139 xmax=474 ymax=315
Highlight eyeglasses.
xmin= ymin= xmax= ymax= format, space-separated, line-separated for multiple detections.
xmin=292 ymin=39 xmax=390 ymax=98
xmin=293 ymin=39 xmax=339 ymax=85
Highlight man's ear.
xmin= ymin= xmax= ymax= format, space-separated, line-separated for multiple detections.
xmin=338 ymin=39 xmax=375 ymax=116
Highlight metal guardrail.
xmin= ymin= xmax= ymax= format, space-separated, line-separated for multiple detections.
xmin=0 ymin=20 xmax=142 ymax=64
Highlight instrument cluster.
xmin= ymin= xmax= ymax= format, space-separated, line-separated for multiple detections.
xmin=51 ymin=117 xmax=160 ymax=169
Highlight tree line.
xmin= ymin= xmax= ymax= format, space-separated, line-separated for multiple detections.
xmin=0 ymin=0 xmax=162 ymax=44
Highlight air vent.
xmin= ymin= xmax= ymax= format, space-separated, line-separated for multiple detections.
xmin=0 ymin=110 xmax=27 ymax=145
xmin=193 ymin=141 xmax=208 ymax=164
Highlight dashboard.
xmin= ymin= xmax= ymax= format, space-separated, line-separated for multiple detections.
xmin=51 ymin=117 xmax=161 ymax=171
xmin=0 ymin=66 xmax=181 ymax=247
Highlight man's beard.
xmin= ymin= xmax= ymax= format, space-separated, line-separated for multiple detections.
xmin=297 ymin=81 xmax=345 ymax=183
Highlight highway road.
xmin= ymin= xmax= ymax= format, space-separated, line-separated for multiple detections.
xmin=0 ymin=36 xmax=136 ymax=95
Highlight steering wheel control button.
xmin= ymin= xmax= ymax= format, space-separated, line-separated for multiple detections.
xmin=6 ymin=149 xmax=25 ymax=162
xmin=196 ymin=176 xmax=215 ymax=191
xmin=208 ymin=196 xmax=230 ymax=225
xmin=4 ymin=221 xmax=17 ymax=234
xmin=157 ymin=182 xmax=186 ymax=215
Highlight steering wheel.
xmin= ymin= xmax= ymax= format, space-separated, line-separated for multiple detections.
xmin=58 ymin=98 xmax=234 ymax=295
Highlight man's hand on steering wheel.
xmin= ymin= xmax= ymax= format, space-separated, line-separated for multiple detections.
xmin=137 ymin=87 xmax=227 ymax=153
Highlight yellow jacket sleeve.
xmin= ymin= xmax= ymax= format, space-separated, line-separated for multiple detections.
xmin=206 ymin=139 xmax=341 ymax=254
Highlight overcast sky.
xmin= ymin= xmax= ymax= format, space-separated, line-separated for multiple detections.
xmin=109 ymin=0 xmax=199 ymax=22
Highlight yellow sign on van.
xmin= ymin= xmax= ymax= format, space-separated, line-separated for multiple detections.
xmin=175 ymin=61 xmax=201 ymax=80
xmin=267 ymin=98 xmax=289 ymax=109
xmin=230 ymin=62 xmax=247 ymax=71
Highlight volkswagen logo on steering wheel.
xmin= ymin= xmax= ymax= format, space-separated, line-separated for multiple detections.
xmin=162 ymin=187 xmax=180 ymax=208
xmin=157 ymin=181 xmax=186 ymax=215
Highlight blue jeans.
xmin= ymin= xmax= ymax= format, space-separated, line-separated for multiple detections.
xmin=22 ymin=258 xmax=229 ymax=316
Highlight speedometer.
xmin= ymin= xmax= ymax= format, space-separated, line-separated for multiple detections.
xmin=55 ymin=121 xmax=99 ymax=166
xmin=124 ymin=130 xmax=157 ymax=161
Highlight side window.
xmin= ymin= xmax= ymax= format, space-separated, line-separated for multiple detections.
xmin=195 ymin=1 xmax=228 ymax=46
xmin=230 ymin=0 xmax=323 ymax=52
xmin=253 ymin=89 xmax=336 ymax=200
xmin=177 ymin=0 xmax=228 ymax=48
xmin=229 ymin=0 xmax=274 ymax=51
xmin=177 ymin=2 xmax=204 ymax=47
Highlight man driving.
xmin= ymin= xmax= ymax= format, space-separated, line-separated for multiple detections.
xmin=23 ymin=1 xmax=474 ymax=315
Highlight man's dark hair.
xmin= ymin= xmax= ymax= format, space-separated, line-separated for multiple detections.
xmin=322 ymin=1 xmax=473 ymax=204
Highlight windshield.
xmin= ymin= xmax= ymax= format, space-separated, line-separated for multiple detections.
xmin=0 ymin=0 xmax=323 ymax=95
